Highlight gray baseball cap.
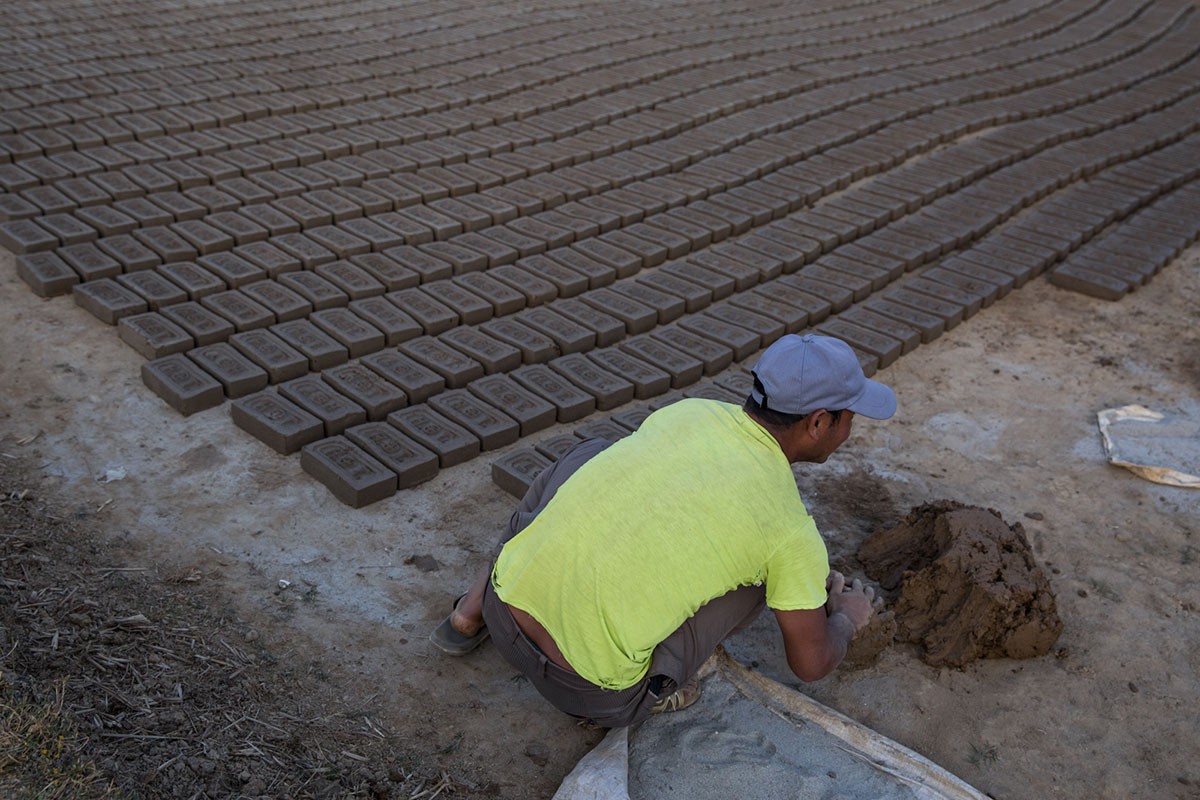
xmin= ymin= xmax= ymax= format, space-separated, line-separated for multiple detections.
xmin=750 ymin=334 xmax=897 ymax=419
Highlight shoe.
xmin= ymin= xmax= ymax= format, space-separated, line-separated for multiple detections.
xmin=650 ymin=677 xmax=701 ymax=714
xmin=430 ymin=594 xmax=489 ymax=656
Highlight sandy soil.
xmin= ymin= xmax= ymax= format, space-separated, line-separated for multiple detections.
xmin=1 ymin=241 xmax=1198 ymax=799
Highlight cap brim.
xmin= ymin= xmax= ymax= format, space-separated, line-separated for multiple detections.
xmin=847 ymin=378 xmax=897 ymax=420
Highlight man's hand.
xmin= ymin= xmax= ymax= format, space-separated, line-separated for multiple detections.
xmin=825 ymin=571 xmax=875 ymax=632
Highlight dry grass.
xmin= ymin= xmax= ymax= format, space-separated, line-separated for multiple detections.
xmin=0 ymin=454 xmax=476 ymax=799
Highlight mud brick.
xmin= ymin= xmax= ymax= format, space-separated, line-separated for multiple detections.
xmin=516 ymin=255 xmax=588 ymax=297
xmin=229 ymin=391 xmax=324 ymax=453
xmin=468 ymin=374 xmax=557 ymax=436
xmin=221 ymin=177 xmax=275 ymax=205
xmin=0 ymin=220 xmax=60 ymax=254
xmin=492 ymin=449 xmax=553 ymax=499
xmin=318 ymin=363 xmax=406 ymax=421
xmin=273 ymin=196 xmax=332 ymax=228
xmin=920 ymin=267 xmax=1000 ymax=309
xmin=269 ymin=233 xmax=336 ymax=269
xmin=386 ymin=288 xmax=457 ymax=335
xmin=300 ymin=437 xmax=396 ymax=507
xmin=382 ymin=244 xmax=453 ymax=281
xmin=334 ymin=186 xmax=392 ymax=216
xmin=554 ymin=298 xmax=627 ymax=348
xmin=816 ymin=319 xmax=902 ymax=369
xmin=777 ymin=217 xmax=841 ymax=253
xmin=862 ymin=297 xmax=945 ymax=343
xmin=883 ymin=286 xmax=965 ymax=330
xmin=618 ymin=336 xmax=705 ymax=389
xmin=548 ymin=248 xmax=617 ymax=288
xmin=202 ymin=211 xmax=268 ymax=246
xmin=650 ymin=326 xmax=734 ymax=375
xmin=399 ymin=336 xmax=485 ymax=388
xmin=659 ymin=260 xmax=735 ymax=300
xmin=796 ymin=263 xmax=873 ymax=303
xmin=229 ymin=329 xmax=309 ymax=383
xmin=200 ymin=289 xmax=276 ymax=332
xmin=482 ymin=267 xmax=554 ymax=309
xmin=534 ymin=209 xmax=595 ymax=242
xmin=311 ymin=260 xmax=384 ymax=300
xmin=839 ymin=307 xmax=922 ymax=355
xmin=344 ymin=296 xmax=419 ymax=345
xmin=277 ymin=271 xmax=347 ymax=310
xmin=344 ymin=423 xmax=438 ymax=489
xmin=387 ymin=405 xmax=480 ymax=467
xmin=502 ymin=218 xmax=570 ymax=253
xmin=559 ymin=200 xmax=622 ymax=234
xmin=128 ymin=226 xmax=193 ymax=265
xmin=420 ymin=280 xmax=493 ymax=325
xmin=70 ymin=206 xmax=135 ymax=238
xmin=279 ymin=375 xmax=367 ymax=436
xmin=688 ymin=252 xmax=760 ymax=291
xmin=186 ymin=341 xmax=270 ymax=397
xmin=360 ymin=350 xmax=443 ymax=404
xmin=393 ymin=206 xmax=461 ymax=241
xmin=480 ymin=226 xmax=547 ymax=259
xmin=237 ymin=204 xmax=300 ymax=238
xmin=667 ymin=206 xmax=732 ymax=243
xmin=549 ymin=353 xmax=636 ymax=410
xmin=417 ymin=241 xmax=482 ymax=275
xmin=115 ymin=312 xmax=192 ymax=359
xmin=586 ymin=344 xmax=671 ymax=398
xmin=715 ymin=367 xmax=755 ymax=400
xmin=160 ymin=300 xmax=236 ymax=345
xmin=701 ymin=195 xmax=766 ymax=231
xmin=731 ymin=289 xmax=809 ymax=334
xmin=170 ymin=220 xmax=234 ymax=256
xmin=156 ymin=261 xmax=224 ymax=298
xmin=238 ymin=280 xmax=310 ymax=322
xmin=676 ymin=311 xmax=758 ymax=362
xmin=149 ymin=192 xmax=207 ymax=222
xmin=960 ymin=246 xmax=1037 ymax=288
xmin=707 ymin=302 xmax=786 ymax=345
xmin=535 ymin=433 xmax=585 ymax=461
xmin=142 ymin=353 xmax=225 ymax=416
xmin=116 ymin=270 xmax=188 ymax=310
xmin=510 ymin=364 xmax=596 ymax=422
xmin=15 ymin=252 xmax=79 ymax=297
xmin=578 ymin=288 xmax=657 ymax=334
xmin=196 ymin=251 xmax=267 ymax=287
xmin=940 ymin=257 xmax=1014 ymax=299
xmin=333 ymin=217 xmax=401 ymax=252
xmin=477 ymin=318 xmax=557 ymax=363
xmin=611 ymin=280 xmax=687 ymax=324
xmin=359 ymin=179 xmax=420 ymax=212
xmin=21 ymin=187 xmax=76 ymax=217
xmin=350 ymin=253 xmax=419 ymax=291
xmin=34 ymin=213 xmax=98 ymax=247
xmin=1047 ymin=263 xmax=1130 ymax=301
xmin=309 ymin=308 xmax=385 ymax=357
xmin=904 ymin=274 xmax=984 ymax=318
xmin=123 ymin=164 xmax=177 ymax=194
xmin=767 ymin=282 xmax=834 ymax=326
xmin=778 ymin=274 xmax=854 ymax=313
xmin=439 ymin=326 xmax=522 ymax=374
xmin=299 ymin=225 xmax=367 ymax=260
xmin=814 ymin=253 xmax=891 ymax=293
xmin=270 ymin=319 xmax=348 ymax=369
xmin=571 ymin=238 xmax=642 ymax=279
xmin=426 ymin=389 xmax=519 ymax=450
xmin=518 ymin=307 xmax=595 ymax=354
xmin=73 ymin=279 xmax=148 ymax=324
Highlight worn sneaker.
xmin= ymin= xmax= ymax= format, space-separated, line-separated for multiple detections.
xmin=650 ymin=677 xmax=701 ymax=714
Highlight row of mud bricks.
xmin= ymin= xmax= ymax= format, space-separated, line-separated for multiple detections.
xmin=3 ymin=0 xmax=1199 ymax=506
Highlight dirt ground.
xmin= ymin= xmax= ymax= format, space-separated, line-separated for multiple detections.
xmin=1 ymin=240 xmax=1198 ymax=799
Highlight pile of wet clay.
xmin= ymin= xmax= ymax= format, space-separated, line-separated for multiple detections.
xmin=857 ymin=501 xmax=1063 ymax=667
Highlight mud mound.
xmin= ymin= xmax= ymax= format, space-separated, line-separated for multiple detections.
xmin=858 ymin=501 xmax=1062 ymax=667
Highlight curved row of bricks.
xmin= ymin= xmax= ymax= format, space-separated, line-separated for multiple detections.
xmin=2 ymin=0 xmax=1197 ymax=506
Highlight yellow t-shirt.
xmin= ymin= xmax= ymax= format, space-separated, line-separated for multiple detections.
xmin=492 ymin=399 xmax=829 ymax=690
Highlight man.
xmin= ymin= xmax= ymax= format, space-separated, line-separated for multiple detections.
xmin=431 ymin=333 xmax=895 ymax=728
